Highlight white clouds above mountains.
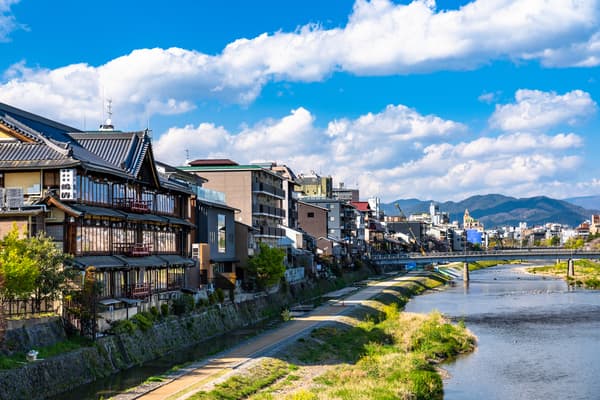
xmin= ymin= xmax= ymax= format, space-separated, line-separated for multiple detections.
xmin=1 ymin=0 xmax=599 ymax=125
xmin=0 ymin=0 xmax=20 ymax=42
xmin=489 ymin=89 xmax=597 ymax=132
xmin=154 ymin=91 xmax=586 ymax=202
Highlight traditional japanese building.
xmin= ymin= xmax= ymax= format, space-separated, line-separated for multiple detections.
xmin=0 ymin=103 xmax=195 ymax=311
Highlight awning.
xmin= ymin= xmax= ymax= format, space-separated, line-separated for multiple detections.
xmin=99 ymin=298 xmax=121 ymax=306
xmin=70 ymin=204 xmax=126 ymax=219
xmin=158 ymin=254 xmax=196 ymax=266
xmin=163 ymin=215 xmax=195 ymax=227
xmin=209 ymin=257 xmax=240 ymax=263
xmin=121 ymin=211 xmax=168 ymax=223
xmin=70 ymin=256 xmax=126 ymax=270
xmin=113 ymin=255 xmax=167 ymax=268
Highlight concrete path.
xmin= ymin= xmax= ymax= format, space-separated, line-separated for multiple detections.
xmin=128 ymin=273 xmax=420 ymax=400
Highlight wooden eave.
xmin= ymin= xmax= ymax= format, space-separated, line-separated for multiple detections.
xmin=46 ymin=197 xmax=83 ymax=218
xmin=0 ymin=123 xmax=36 ymax=143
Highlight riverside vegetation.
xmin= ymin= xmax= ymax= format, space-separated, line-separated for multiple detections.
xmin=528 ymin=259 xmax=600 ymax=289
xmin=181 ymin=274 xmax=475 ymax=400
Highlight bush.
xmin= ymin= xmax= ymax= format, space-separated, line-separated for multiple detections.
xmin=172 ymin=294 xmax=195 ymax=315
xmin=150 ymin=306 xmax=160 ymax=319
xmin=215 ymin=288 xmax=225 ymax=303
xmin=132 ymin=312 xmax=154 ymax=332
xmin=160 ymin=303 xmax=169 ymax=317
xmin=110 ymin=319 xmax=137 ymax=335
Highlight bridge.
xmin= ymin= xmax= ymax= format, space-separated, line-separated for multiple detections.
xmin=370 ymin=248 xmax=600 ymax=281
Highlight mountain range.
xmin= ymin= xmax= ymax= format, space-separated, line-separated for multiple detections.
xmin=380 ymin=194 xmax=599 ymax=228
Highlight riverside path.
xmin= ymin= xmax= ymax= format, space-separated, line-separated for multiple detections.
xmin=119 ymin=272 xmax=424 ymax=400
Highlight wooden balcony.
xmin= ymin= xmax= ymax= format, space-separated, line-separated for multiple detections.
xmin=114 ymin=197 xmax=151 ymax=213
xmin=123 ymin=283 xmax=152 ymax=299
xmin=114 ymin=242 xmax=152 ymax=256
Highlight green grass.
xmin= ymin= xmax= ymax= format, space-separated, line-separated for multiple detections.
xmin=189 ymin=358 xmax=297 ymax=400
xmin=468 ymin=260 xmax=509 ymax=271
xmin=528 ymin=259 xmax=600 ymax=288
xmin=186 ymin=275 xmax=475 ymax=400
xmin=0 ymin=335 xmax=92 ymax=370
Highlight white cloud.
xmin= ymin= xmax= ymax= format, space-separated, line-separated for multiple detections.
xmin=0 ymin=0 xmax=20 ymax=42
xmin=154 ymin=103 xmax=586 ymax=202
xmin=489 ymin=89 xmax=597 ymax=132
xmin=1 ymin=0 xmax=599 ymax=126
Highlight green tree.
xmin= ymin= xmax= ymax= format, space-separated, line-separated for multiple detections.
xmin=247 ymin=243 xmax=286 ymax=289
xmin=565 ymin=237 xmax=585 ymax=249
xmin=27 ymin=232 xmax=76 ymax=307
xmin=0 ymin=226 xmax=38 ymax=301
xmin=543 ymin=236 xmax=560 ymax=247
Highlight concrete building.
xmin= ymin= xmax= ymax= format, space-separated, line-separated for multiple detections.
xmin=182 ymin=160 xmax=285 ymax=247
xmin=297 ymin=172 xmax=332 ymax=199
xmin=333 ymin=183 xmax=359 ymax=202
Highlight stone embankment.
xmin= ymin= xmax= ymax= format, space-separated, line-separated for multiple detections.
xmin=0 ymin=291 xmax=288 ymax=400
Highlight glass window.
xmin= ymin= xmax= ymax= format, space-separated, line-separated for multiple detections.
xmin=218 ymin=214 xmax=226 ymax=253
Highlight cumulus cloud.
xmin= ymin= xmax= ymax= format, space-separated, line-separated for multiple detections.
xmin=1 ymin=0 xmax=599 ymax=126
xmin=489 ymin=89 xmax=597 ymax=132
xmin=154 ymin=103 xmax=585 ymax=202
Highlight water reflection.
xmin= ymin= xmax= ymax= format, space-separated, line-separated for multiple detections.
xmin=405 ymin=264 xmax=600 ymax=400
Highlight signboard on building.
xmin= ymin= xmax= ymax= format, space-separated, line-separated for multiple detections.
xmin=59 ymin=169 xmax=77 ymax=201
xmin=466 ymin=229 xmax=482 ymax=245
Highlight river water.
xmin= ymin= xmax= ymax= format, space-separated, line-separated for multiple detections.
xmin=404 ymin=264 xmax=600 ymax=400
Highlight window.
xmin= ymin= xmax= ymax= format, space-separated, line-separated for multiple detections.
xmin=43 ymin=171 xmax=60 ymax=188
xmin=330 ymin=216 xmax=335 ymax=221
xmin=307 ymin=212 xmax=314 ymax=218
xmin=0 ymin=172 xmax=3 ymax=187
xmin=218 ymin=214 xmax=226 ymax=253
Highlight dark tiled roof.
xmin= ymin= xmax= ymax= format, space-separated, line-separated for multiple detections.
xmin=188 ymin=158 xmax=238 ymax=166
xmin=69 ymin=131 xmax=149 ymax=176
xmin=0 ymin=142 xmax=78 ymax=169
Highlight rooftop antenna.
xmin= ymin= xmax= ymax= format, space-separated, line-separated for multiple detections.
xmin=185 ymin=149 xmax=190 ymax=165
xmin=99 ymin=99 xmax=115 ymax=131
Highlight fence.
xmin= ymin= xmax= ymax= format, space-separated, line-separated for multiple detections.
xmin=2 ymin=297 xmax=57 ymax=318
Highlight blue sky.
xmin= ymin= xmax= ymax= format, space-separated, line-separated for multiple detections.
xmin=1 ymin=0 xmax=600 ymax=202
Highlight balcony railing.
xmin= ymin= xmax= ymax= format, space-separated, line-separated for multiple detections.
xmin=114 ymin=198 xmax=151 ymax=213
xmin=252 ymin=204 xmax=285 ymax=218
xmin=255 ymin=226 xmax=285 ymax=237
xmin=123 ymin=283 xmax=152 ymax=299
xmin=114 ymin=242 xmax=152 ymax=256
xmin=252 ymin=182 xmax=285 ymax=198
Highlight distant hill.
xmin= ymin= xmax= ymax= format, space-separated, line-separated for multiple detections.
xmin=382 ymin=194 xmax=595 ymax=228
xmin=563 ymin=195 xmax=600 ymax=210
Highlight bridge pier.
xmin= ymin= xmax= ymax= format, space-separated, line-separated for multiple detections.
xmin=567 ymin=259 xmax=575 ymax=278
xmin=463 ymin=261 xmax=470 ymax=282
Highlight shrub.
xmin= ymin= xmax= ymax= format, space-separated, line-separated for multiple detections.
xmin=215 ymin=288 xmax=225 ymax=303
xmin=132 ymin=312 xmax=153 ymax=332
xmin=110 ymin=319 xmax=137 ymax=335
xmin=160 ymin=303 xmax=169 ymax=317
xmin=150 ymin=306 xmax=160 ymax=319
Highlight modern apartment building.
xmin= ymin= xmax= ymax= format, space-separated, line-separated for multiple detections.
xmin=182 ymin=159 xmax=285 ymax=247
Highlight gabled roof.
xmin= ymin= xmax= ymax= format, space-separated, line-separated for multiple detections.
xmin=0 ymin=103 xmax=169 ymax=184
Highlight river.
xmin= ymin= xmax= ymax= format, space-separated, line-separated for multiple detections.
xmin=404 ymin=264 xmax=600 ymax=400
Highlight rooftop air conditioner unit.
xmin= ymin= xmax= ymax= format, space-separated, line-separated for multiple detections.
xmin=5 ymin=187 xmax=24 ymax=209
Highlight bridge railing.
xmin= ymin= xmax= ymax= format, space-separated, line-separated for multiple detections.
xmin=371 ymin=248 xmax=600 ymax=261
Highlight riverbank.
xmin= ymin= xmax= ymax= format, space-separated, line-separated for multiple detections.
xmin=146 ymin=273 xmax=475 ymax=400
xmin=527 ymin=259 xmax=600 ymax=289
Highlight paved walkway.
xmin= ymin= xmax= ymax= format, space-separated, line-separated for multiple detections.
xmin=127 ymin=273 xmax=420 ymax=400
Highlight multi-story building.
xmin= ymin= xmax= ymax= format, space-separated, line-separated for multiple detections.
xmin=0 ymin=103 xmax=195 ymax=321
xmin=268 ymin=163 xmax=300 ymax=229
xmin=297 ymin=172 xmax=332 ymax=199
xmin=182 ymin=159 xmax=285 ymax=247
xmin=333 ymin=183 xmax=359 ymax=202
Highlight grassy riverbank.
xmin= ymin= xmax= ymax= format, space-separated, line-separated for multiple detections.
xmin=188 ymin=274 xmax=476 ymax=400
xmin=528 ymin=259 xmax=600 ymax=289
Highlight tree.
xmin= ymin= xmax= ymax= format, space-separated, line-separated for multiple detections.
xmin=27 ymin=232 xmax=76 ymax=307
xmin=565 ymin=237 xmax=585 ymax=249
xmin=0 ymin=226 xmax=38 ymax=301
xmin=247 ymin=243 xmax=286 ymax=289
